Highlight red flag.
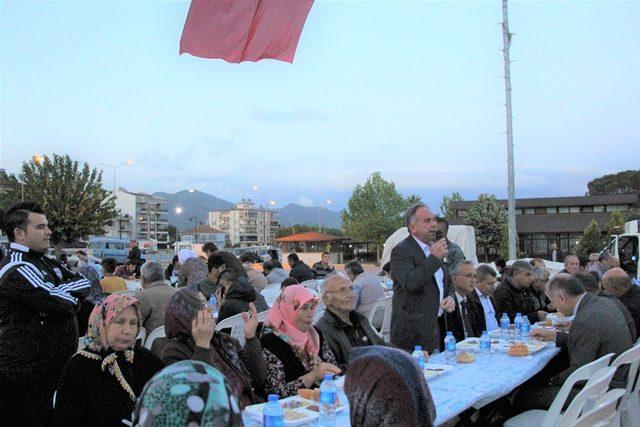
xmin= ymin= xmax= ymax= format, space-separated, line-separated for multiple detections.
xmin=180 ymin=0 xmax=314 ymax=64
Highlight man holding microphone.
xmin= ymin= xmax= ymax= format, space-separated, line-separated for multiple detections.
xmin=390 ymin=203 xmax=456 ymax=353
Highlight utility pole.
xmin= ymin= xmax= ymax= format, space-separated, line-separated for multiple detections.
xmin=502 ymin=0 xmax=517 ymax=260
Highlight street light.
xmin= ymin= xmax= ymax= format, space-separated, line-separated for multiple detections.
xmin=175 ymin=207 xmax=183 ymax=214
xmin=268 ymin=200 xmax=276 ymax=207
xmin=100 ymin=159 xmax=133 ymax=194
xmin=33 ymin=154 xmax=44 ymax=165
xmin=188 ymin=189 xmax=195 ymax=193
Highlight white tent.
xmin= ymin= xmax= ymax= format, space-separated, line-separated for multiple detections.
xmin=380 ymin=225 xmax=479 ymax=266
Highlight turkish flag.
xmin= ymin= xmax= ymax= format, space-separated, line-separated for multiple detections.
xmin=180 ymin=0 xmax=314 ymax=63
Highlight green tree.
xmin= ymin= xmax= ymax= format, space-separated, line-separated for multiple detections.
xmin=341 ymin=172 xmax=406 ymax=261
xmin=275 ymin=224 xmax=343 ymax=238
xmin=0 ymin=171 xmax=23 ymax=209
xmin=575 ymin=220 xmax=604 ymax=258
xmin=440 ymin=192 xmax=464 ymax=219
xmin=462 ymin=194 xmax=507 ymax=261
xmin=18 ymin=154 xmax=117 ymax=249
xmin=167 ymin=224 xmax=178 ymax=243
xmin=498 ymin=222 xmax=520 ymax=260
xmin=587 ymin=170 xmax=640 ymax=195
xmin=606 ymin=210 xmax=626 ymax=236
xmin=405 ymin=194 xmax=423 ymax=205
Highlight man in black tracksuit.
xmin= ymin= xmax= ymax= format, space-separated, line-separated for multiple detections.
xmin=0 ymin=202 xmax=90 ymax=426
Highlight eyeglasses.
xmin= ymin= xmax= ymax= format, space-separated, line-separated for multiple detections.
xmin=325 ymin=286 xmax=356 ymax=294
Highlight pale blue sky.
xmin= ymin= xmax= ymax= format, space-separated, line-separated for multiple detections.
xmin=2 ymin=0 xmax=639 ymax=212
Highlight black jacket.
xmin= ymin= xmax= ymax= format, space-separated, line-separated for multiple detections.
xmin=492 ymin=277 xmax=540 ymax=324
xmin=619 ymin=285 xmax=640 ymax=336
xmin=314 ymin=309 xmax=387 ymax=370
xmin=218 ymin=277 xmax=269 ymax=323
xmin=443 ymin=294 xmax=485 ymax=342
xmin=0 ymin=243 xmax=90 ymax=381
xmin=289 ymin=261 xmax=315 ymax=283
xmin=127 ymin=246 xmax=141 ymax=262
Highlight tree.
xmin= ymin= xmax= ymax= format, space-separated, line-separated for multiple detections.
xmin=167 ymin=224 xmax=178 ymax=243
xmin=606 ymin=210 xmax=626 ymax=236
xmin=18 ymin=154 xmax=117 ymax=248
xmin=275 ymin=224 xmax=343 ymax=238
xmin=0 ymin=171 xmax=23 ymax=209
xmin=405 ymin=194 xmax=422 ymax=205
xmin=462 ymin=194 xmax=507 ymax=262
xmin=341 ymin=172 xmax=407 ymax=261
xmin=587 ymin=170 xmax=640 ymax=195
xmin=498 ymin=222 xmax=520 ymax=260
xmin=440 ymin=192 xmax=464 ymax=219
xmin=575 ymin=220 xmax=603 ymax=258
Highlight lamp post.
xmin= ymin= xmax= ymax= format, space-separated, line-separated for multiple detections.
xmin=189 ymin=216 xmax=199 ymax=244
xmin=100 ymin=159 xmax=133 ymax=194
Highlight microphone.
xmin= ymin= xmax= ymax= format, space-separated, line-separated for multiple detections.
xmin=434 ymin=230 xmax=448 ymax=264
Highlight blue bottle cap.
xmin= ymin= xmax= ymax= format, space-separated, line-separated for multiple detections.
xmin=323 ymin=374 xmax=334 ymax=381
xmin=268 ymin=394 xmax=279 ymax=402
xmin=414 ymin=345 xmax=422 ymax=351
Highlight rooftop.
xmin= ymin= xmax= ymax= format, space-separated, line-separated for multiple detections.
xmin=276 ymin=231 xmax=347 ymax=242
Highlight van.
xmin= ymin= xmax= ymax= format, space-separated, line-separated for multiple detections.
xmin=88 ymin=237 xmax=129 ymax=264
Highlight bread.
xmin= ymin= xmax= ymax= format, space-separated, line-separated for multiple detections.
xmin=456 ymin=352 xmax=475 ymax=363
xmin=540 ymin=319 xmax=553 ymax=327
xmin=297 ymin=388 xmax=320 ymax=401
xmin=508 ymin=343 xmax=529 ymax=356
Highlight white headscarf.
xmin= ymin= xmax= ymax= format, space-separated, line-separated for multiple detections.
xmin=178 ymin=249 xmax=197 ymax=264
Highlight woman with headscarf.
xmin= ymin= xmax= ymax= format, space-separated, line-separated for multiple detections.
xmin=162 ymin=288 xmax=267 ymax=408
xmin=344 ymin=346 xmax=437 ymax=427
xmin=260 ymin=284 xmax=341 ymax=398
xmin=132 ymin=360 xmax=243 ymax=426
xmin=176 ymin=249 xmax=208 ymax=288
xmin=52 ymin=294 xmax=164 ymax=426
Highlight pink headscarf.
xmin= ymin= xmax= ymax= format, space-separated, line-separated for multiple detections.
xmin=83 ymin=293 xmax=141 ymax=352
xmin=265 ymin=285 xmax=320 ymax=357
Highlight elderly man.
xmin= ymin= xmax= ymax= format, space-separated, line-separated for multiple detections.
xmin=263 ymin=260 xmax=288 ymax=284
xmin=529 ymin=267 xmax=552 ymax=311
xmin=521 ymin=274 xmax=632 ymax=411
xmin=444 ymin=261 xmax=484 ymax=341
xmin=467 ymin=264 xmax=499 ymax=332
xmin=602 ymin=268 xmax=640 ymax=334
xmin=493 ymin=260 xmax=547 ymax=323
xmin=315 ymin=275 xmax=387 ymax=370
xmin=561 ymin=255 xmax=580 ymax=275
xmin=0 ymin=202 xmax=90 ymax=425
xmin=548 ymin=243 xmax=564 ymax=263
xmin=575 ymin=272 xmax=636 ymax=341
xmin=241 ymin=253 xmax=268 ymax=291
xmin=312 ymin=251 xmax=336 ymax=279
xmin=135 ymin=262 xmax=177 ymax=335
xmin=344 ymin=259 xmax=386 ymax=322
xmin=390 ymin=203 xmax=454 ymax=353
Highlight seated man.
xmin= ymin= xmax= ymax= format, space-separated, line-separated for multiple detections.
xmin=344 ymin=260 xmax=386 ymax=323
xmin=240 ymin=253 xmax=268 ymax=291
xmin=280 ymin=277 xmax=299 ymax=289
xmin=521 ymin=274 xmax=632 ymax=411
xmin=114 ymin=259 xmax=138 ymax=279
xmin=311 ymin=252 xmax=335 ymax=279
xmin=444 ymin=261 xmax=484 ymax=342
xmin=467 ymin=264 xmax=499 ymax=332
xmin=493 ymin=260 xmax=547 ymax=324
xmin=135 ymin=262 xmax=177 ymax=335
xmin=529 ymin=267 xmax=553 ymax=312
xmin=191 ymin=251 xmax=248 ymax=300
xmin=217 ymin=270 xmax=268 ymax=323
xmin=75 ymin=250 xmax=101 ymax=267
xmin=263 ymin=260 xmax=288 ymax=284
xmin=575 ymin=272 xmax=636 ymax=341
xmin=99 ymin=257 xmax=127 ymax=293
xmin=201 ymin=242 xmax=218 ymax=259
xmin=602 ymin=268 xmax=640 ymax=334
xmin=560 ymin=255 xmax=580 ymax=275
xmin=287 ymin=253 xmax=314 ymax=283
xmin=314 ymin=275 xmax=387 ymax=370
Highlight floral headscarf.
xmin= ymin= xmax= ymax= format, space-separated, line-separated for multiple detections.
xmin=178 ymin=249 xmax=197 ymax=264
xmin=83 ymin=293 xmax=141 ymax=352
xmin=265 ymin=284 xmax=320 ymax=357
xmin=165 ymin=288 xmax=205 ymax=341
xmin=132 ymin=360 xmax=243 ymax=427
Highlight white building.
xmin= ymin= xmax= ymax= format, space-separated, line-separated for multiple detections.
xmin=103 ymin=188 xmax=170 ymax=248
xmin=208 ymin=199 xmax=279 ymax=247
xmin=181 ymin=225 xmax=226 ymax=247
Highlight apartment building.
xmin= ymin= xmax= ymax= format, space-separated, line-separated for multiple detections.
xmin=208 ymin=199 xmax=279 ymax=247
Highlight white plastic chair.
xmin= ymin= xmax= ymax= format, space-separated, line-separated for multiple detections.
xmin=367 ymin=296 xmax=392 ymax=341
xmin=215 ymin=313 xmax=247 ymax=346
xmin=504 ymin=353 xmax=615 ymax=427
xmin=144 ymin=326 xmax=165 ymax=350
xmin=312 ymin=308 xmax=325 ymax=325
xmin=77 ymin=336 xmax=85 ymax=351
xmin=135 ymin=328 xmax=146 ymax=346
xmin=257 ymin=309 xmax=269 ymax=324
xmin=261 ymin=284 xmax=282 ymax=308
xmin=574 ymin=388 xmax=626 ymax=427
xmin=610 ymin=342 xmax=640 ymax=427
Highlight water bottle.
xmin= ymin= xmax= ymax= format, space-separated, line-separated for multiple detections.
xmin=444 ymin=331 xmax=457 ymax=365
xmin=412 ymin=345 xmax=426 ymax=370
xmin=521 ymin=317 xmax=531 ymax=342
xmin=209 ymin=294 xmax=219 ymax=319
xmin=480 ymin=331 xmax=491 ymax=353
xmin=514 ymin=313 xmax=523 ymax=339
xmin=500 ymin=313 xmax=510 ymax=338
xmin=263 ymin=394 xmax=284 ymax=427
xmin=319 ymin=374 xmax=337 ymax=426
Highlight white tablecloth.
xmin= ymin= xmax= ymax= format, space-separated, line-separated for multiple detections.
xmin=243 ymin=343 xmax=560 ymax=426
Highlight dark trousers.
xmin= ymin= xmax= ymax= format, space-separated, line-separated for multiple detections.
xmin=0 ymin=373 xmax=57 ymax=427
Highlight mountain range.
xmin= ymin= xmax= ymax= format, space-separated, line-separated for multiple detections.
xmin=153 ymin=190 xmax=342 ymax=231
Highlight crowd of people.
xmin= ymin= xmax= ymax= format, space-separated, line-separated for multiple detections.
xmin=0 ymin=200 xmax=637 ymax=426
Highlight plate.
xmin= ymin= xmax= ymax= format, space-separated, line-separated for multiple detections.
xmin=496 ymin=339 xmax=551 ymax=354
xmin=456 ymin=337 xmax=506 ymax=350
xmin=244 ymin=396 xmax=346 ymax=426
xmin=422 ymin=363 xmax=454 ymax=380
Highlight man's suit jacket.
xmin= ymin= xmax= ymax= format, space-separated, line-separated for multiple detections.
xmin=390 ymin=235 xmax=452 ymax=352
xmin=466 ymin=290 xmax=497 ymax=333
xmin=443 ymin=294 xmax=484 ymax=342
xmin=553 ymin=293 xmax=632 ymax=387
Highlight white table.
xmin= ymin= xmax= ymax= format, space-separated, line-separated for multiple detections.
xmin=243 ymin=343 xmax=560 ymax=426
